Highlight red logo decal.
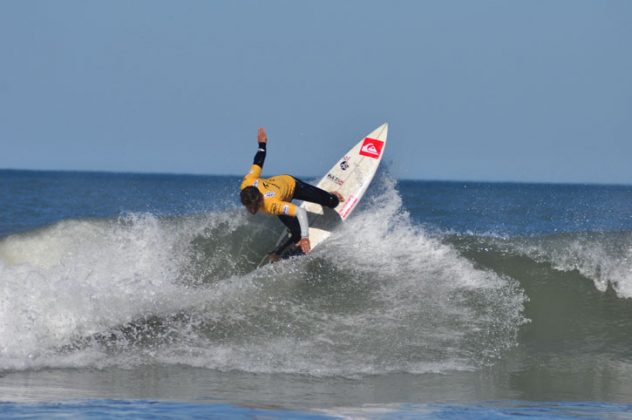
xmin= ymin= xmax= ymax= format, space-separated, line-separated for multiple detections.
xmin=359 ymin=138 xmax=384 ymax=159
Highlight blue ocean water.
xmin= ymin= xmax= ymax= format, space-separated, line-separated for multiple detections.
xmin=2 ymin=169 xmax=632 ymax=418
xmin=0 ymin=170 xmax=234 ymax=237
xmin=2 ymin=399 xmax=632 ymax=419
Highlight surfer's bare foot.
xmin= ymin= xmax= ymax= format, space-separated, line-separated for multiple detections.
xmin=331 ymin=191 xmax=345 ymax=203
xmin=268 ymin=253 xmax=280 ymax=263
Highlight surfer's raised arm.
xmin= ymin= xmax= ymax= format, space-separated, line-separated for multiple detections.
xmin=253 ymin=127 xmax=267 ymax=169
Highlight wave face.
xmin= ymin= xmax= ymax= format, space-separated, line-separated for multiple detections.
xmin=0 ymin=176 xmax=527 ymax=375
xmin=514 ymin=232 xmax=632 ymax=297
xmin=451 ymin=231 xmax=632 ymax=297
xmin=448 ymin=230 xmax=632 ymax=366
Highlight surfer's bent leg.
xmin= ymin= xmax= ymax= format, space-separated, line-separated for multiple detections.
xmin=292 ymin=178 xmax=340 ymax=208
xmin=273 ymin=215 xmax=303 ymax=256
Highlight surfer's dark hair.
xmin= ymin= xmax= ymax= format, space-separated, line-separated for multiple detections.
xmin=240 ymin=187 xmax=263 ymax=208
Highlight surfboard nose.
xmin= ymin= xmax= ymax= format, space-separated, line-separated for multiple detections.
xmin=368 ymin=123 xmax=388 ymax=141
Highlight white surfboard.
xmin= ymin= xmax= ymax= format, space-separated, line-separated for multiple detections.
xmin=265 ymin=123 xmax=388 ymax=261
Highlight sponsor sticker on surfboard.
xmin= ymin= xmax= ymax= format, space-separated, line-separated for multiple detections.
xmin=339 ymin=194 xmax=359 ymax=219
xmin=359 ymin=138 xmax=384 ymax=159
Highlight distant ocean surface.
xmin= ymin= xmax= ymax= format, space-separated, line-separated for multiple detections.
xmin=2 ymin=169 xmax=632 ymax=418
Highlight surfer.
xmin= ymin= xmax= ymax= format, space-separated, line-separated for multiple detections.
xmin=240 ymin=128 xmax=344 ymax=261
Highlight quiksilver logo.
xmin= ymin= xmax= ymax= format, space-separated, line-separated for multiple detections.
xmin=361 ymin=143 xmax=379 ymax=156
xmin=359 ymin=138 xmax=384 ymax=159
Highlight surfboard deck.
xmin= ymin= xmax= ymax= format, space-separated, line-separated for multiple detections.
xmin=260 ymin=123 xmax=388 ymax=265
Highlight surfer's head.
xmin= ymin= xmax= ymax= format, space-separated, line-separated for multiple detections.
xmin=240 ymin=186 xmax=263 ymax=214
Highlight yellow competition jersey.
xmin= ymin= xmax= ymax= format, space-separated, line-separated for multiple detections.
xmin=241 ymin=164 xmax=298 ymax=216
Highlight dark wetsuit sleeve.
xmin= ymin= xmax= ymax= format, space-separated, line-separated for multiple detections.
xmin=253 ymin=142 xmax=266 ymax=168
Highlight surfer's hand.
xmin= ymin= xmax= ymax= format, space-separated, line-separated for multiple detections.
xmin=257 ymin=128 xmax=267 ymax=143
xmin=330 ymin=191 xmax=345 ymax=203
xmin=298 ymin=238 xmax=311 ymax=254
xmin=268 ymin=253 xmax=280 ymax=263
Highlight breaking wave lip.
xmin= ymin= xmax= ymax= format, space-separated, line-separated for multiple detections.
xmin=514 ymin=232 xmax=632 ymax=298
xmin=450 ymin=230 xmax=632 ymax=299
xmin=0 ymin=175 xmax=527 ymax=376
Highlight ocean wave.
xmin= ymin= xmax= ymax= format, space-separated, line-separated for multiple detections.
xmin=514 ymin=232 xmax=632 ymax=297
xmin=0 ymin=175 xmax=527 ymax=375
xmin=449 ymin=231 xmax=632 ymax=299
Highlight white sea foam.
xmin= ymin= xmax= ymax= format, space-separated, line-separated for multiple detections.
xmin=0 ymin=214 xmax=201 ymax=369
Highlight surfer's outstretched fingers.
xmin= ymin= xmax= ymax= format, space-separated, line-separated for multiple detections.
xmin=331 ymin=191 xmax=345 ymax=202
xmin=257 ymin=127 xmax=267 ymax=143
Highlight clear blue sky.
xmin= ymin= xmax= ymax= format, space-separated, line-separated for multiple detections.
xmin=1 ymin=1 xmax=630 ymax=184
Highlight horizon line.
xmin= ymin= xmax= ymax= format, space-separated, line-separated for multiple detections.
xmin=1 ymin=167 xmax=631 ymax=188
